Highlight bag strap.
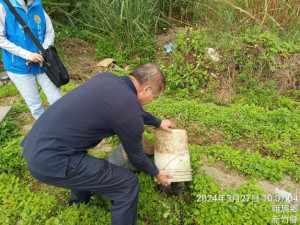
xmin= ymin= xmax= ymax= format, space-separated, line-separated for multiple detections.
xmin=3 ymin=0 xmax=46 ymax=55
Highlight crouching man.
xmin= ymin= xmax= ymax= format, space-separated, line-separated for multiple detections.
xmin=21 ymin=64 xmax=174 ymax=225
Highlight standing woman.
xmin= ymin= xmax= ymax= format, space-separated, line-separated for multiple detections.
xmin=0 ymin=0 xmax=61 ymax=119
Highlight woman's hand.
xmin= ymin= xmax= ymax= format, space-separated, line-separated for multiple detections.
xmin=28 ymin=52 xmax=44 ymax=64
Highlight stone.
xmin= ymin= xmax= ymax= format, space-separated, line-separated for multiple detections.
xmin=0 ymin=106 xmax=12 ymax=123
xmin=106 ymin=144 xmax=137 ymax=171
xmin=0 ymin=71 xmax=8 ymax=80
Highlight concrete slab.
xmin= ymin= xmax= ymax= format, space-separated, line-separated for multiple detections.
xmin=0 ymin=71 xmax=8 ymax=80
xmin=0 ymin=106 xmax=12 ymax=123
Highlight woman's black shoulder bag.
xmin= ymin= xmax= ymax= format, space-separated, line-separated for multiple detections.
xmin=3 ymin=0 xmax=70 ymax=87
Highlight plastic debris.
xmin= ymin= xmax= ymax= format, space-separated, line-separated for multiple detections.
xmin=275 ymin=188 xmax=293 ymax=202
xmin=164 ymin=42 xmax=174 ymax=54
xmin=207 ymin=48 xmax=220 ymax=61
xmin=113 ymin=64 xmax=124 ymax=71
xmin=97 ymin=58 xmax=115 ymax=68
xmin=210 ymin=72 xmax=218 ymax=79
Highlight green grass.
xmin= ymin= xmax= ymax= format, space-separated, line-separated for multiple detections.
xmin=0 ymin=89 xmax=299 ymax=224
xmin=161 ymin=27 xmax=300 ymax=97
xmin=0 ymin=119 xmax=20 ymax=148
xmin=1 ymin=136 xmax=298 ymax=224
xmin=0 ymin=172 xmax=110 ymax=225
xmin=190 ymin=0 xmax=300 ymax=42
xmin=0 ymin=84 xmax=19 ymax=98
xmin=190 ymin=144 xmax=300 ymax=182
xmin=69 ymin=0 xmax=161 ymax=48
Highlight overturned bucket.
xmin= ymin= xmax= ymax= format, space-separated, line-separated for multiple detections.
xmin=154 ymin=129 xmax=192 ymax=182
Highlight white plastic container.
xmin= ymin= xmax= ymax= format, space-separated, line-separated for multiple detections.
xmin=154 ymin=129 xmax=192 ymax=182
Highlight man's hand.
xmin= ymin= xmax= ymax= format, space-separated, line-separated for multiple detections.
xmin=28 ymin=53 xmax=44 ymax=64
xmin=160 ymin=120 xmax=174 ymax=133
xmin=155 ymin=170 xmax=173 ymax=186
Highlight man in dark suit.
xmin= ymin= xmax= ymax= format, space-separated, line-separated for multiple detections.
xmin=21 ymin=63 xmax=174 ymax=225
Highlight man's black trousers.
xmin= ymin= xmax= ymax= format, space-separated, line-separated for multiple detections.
xmin=28 ymin=154 xmax=139 ymax=225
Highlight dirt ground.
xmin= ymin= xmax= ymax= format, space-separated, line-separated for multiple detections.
xmin=57 ymin=27 xmax=186 ymax=79
xmin=201 ymin=156 xmax=300 ymax=201
xmin=57 ymin=38 xmax=100 ymax=80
